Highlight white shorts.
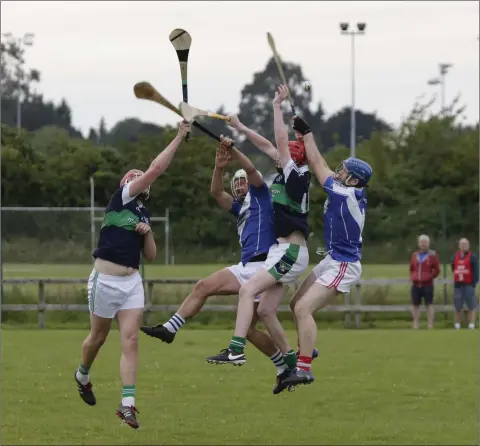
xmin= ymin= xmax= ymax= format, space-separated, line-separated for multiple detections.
xmin=87 ymin=269 xmax=145 ymax=319
xmin=227 ymin=261 xmax=264 ymax=302
xmin=313 ymin=255 xmax=362 ymax=293
xmin=264 ymin=243 xmax=309 ymax=284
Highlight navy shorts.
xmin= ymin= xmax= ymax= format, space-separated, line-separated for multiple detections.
xmin=411 ymin=285 xmax=434 ymax=306
xmin=453 ymin=286 xmax=477 ymax=311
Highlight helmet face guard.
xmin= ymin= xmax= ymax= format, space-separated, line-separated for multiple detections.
xmin=230 ymin=169 xmax=248 ymax=201
xmin=120 ymin=169 xmax=150 ymax=200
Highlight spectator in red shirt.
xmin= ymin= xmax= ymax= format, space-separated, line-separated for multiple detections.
xmin=409 ymin=234 xmax=440 ymax=329
xmin=451 ymin=238 xmax=478 ymax=330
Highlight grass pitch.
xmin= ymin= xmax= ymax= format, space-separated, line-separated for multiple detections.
xmin=1 ymin=329 xmax=477 ymax=445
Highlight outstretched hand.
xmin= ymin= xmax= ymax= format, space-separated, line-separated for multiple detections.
xmin=215 ymin=145 xmax=232 ymax=168
xmin=273 ymin=84 xmax=289 ymax=106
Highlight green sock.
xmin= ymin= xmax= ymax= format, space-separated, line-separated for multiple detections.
xmin=229 ymin=336 xmax=246 ymax=353
xmin=78 ymin=363 xmax=90 ymax=375
xmin=122 ymin=385 xmax=136 ymax=402
xmin=283 ymin=349 xmax=298 ymax=369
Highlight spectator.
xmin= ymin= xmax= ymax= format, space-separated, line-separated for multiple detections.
xmin=451 ymin=238 xmax=478 ymax=330
xmin=409 ymin=234 xmax=440 ymax=329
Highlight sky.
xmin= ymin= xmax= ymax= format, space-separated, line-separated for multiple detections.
xmin=1 ymin=1 xmax=479 ymax=137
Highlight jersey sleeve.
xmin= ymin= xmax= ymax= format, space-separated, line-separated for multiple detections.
xmin=249 ymin=183 xmax=269 ymax=198
xmin=283 ymin=159 xmax=310 ymax=203
xmin=323 ymin=175 xmax=351 ymax=198
xmin=121 ymin=183 xmax=137 ymax=206
xmin=230 ymin=200 xmax=241 ymax=217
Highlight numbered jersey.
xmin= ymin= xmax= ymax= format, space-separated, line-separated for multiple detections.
xmin=270 ymin=159 xmax=310 ymax=239
xmin=322 ymin=176 xmax=367 ymax=263
xmin=93 ymin=183 xmax=151 ymax=269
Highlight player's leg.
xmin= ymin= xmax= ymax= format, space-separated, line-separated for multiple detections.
xmin=247 ymin=301 xmax=288 ymax=375
xmin=411 ymin=285 xmax=421 ymax=329
xmin=74 ymin=270 xmax=116 ymax=406
xmin=284 ymin=258 xmax=360 ymax=388
xmin=453 ymin=287 xmax=463 ymax=329
xmin=114 ymin=274 xmax=145 ymax=429
xmin=424 ymin=285 xmax=435 ymax=329
xmin=140 ymin=267 xmax=241 ymax=343
xmin=465 ymin=286 xmax=477 ymax=329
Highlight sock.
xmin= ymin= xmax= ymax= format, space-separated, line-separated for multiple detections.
xmin=468 ymin=323 xmax=475 ymax=329
xmin=454 ymin=323 xmax=461 ymax=330
xmin=76 ymin=363 xmax=90 ymax=385
xmin=164 ymin=313 xmax=185 ymax=334
xmin=283 ymin=349 xmax=298 ymax=369
xmin=270 ymin=350 xmax=287 ymax=375
xmin=122 ymin=385 xmax=136 ymax=407
xmin=297 ymin=355 xmax=312 ymax=372
xmin=229 ymin=336 xmax=246 ymax=353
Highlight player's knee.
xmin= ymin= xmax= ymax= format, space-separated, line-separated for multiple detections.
xmin=293 ymin=300 xmax=309 ymax=319
xmin=86 ymin=331 xmax=108 ymax=348
xmin=193 ymin=279 xmax=215 ymax=298
xmin=239 ymin=283 xmax=255 ymax=301
xmin=121 ymin=331 xmax=139 ymax=352
xmin=256 ymin=304 xmax=275 ymax=321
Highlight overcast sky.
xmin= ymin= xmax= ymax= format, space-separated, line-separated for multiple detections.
xmin=2 ymin=1 xmax=479 ymax=136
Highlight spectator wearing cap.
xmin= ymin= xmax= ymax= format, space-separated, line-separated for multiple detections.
xmin=409 ymin=234 xmax=440 ymax=329
xmin=451 ymin=238 xmax=478 ymax=330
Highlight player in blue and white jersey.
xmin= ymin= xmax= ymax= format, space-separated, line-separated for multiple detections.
xmin=140 ymin=138 xmax=296 ymax=381
xmin=73 ymin=121 xmax=190 ymax=429
xmin=282 ymin=115 xmax=372 ymax=390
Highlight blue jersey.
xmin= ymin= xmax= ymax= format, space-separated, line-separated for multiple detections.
xmin=322 ymin=176 xmax=367 ymax=263
xmin=93 ymin=183 xmax=151 ymax=269
xmin=231 ymin=183 xmax=276 ymax=265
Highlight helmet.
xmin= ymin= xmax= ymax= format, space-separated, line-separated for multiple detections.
xmin=288 ymin=141 xmax=306 ymax=166
xmin=336 ymin=157 xmax=372 ymax=187
xmin=230 ymin=169 xmax=248 ymax=201
xmin=120 ymin=169 xmax=150 ymax=200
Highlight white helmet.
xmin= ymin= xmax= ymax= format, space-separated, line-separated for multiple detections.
xmin=231 ymin=169 xmax=248 ymax=201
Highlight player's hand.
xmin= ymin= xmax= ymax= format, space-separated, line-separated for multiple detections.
xmin=215 ymin=145 xmax=231 ymax=168
xmin=273 ymin=84 xmax=289 ymax=106
xmin=227 ymin=114 xmax=242 ymax=129
xmin=292 ymin=116 xmax=312 ymax=136
xmin=135 ymin=222 xmax=151 ymax=235
xmin=219 ymin=134 xmax=234 ymax=150
xmin=177 ymin=121 xmax=191 ymax=138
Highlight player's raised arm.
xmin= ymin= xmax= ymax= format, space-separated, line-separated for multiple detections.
xmin=293 ymin=116 xmax=334 ymax=186
xmin=272 ymin=85 xmax=292 ymax=168
xmin=220 ymin=135 xmax=264 ymax=188
xmin=210 ymin=144 xmax=234 ymax=212
xmin=127 ymin=121 xmax=191 ymax=198
xmin=227 ymin=114 xmax=278 ymax=161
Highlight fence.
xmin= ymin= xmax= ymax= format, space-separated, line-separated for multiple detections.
xmin=1 ymin=206 xmax=171 ymax=264
xmin=2 ymin=277 xmax=459 ymax=329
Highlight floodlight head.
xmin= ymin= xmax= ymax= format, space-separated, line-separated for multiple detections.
xmin=340 ymin=22 xmax=349 ymax=32
xmin=23 ymin=33 xmax=34 ymax=46
xmin=427 ymin=78 xmax=440 ymax=86
xmin=2 ymin=32 xmax=14 ymax=44
xmin=357 ymin=22 xmax=366 ymax=32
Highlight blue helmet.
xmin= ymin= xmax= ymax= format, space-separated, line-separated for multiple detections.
xmin=339 ymin=157 xmax=372 ymax=187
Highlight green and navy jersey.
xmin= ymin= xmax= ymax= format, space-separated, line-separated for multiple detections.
xmin=93 ymin=183 xmax=150 ymax=269
xmin=270 ymin=159 xmax=310 ymax=239
xmin=230 ymin=183 xmax=276 ymax=265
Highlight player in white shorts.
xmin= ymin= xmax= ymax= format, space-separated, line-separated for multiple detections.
xmin=206 ymin=86 xmax=312 ymax=382
xmin=141 ymin=136 xmax=296 ymax=380
xmin=74 ymin=121 xmax=191 ymax=429
xmin=282 ymin=114 xmax=372 ymax=390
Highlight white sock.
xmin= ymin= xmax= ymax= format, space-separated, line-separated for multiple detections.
xmin=468 ymin=323 xmax=475 ymax=329
xmin=454 ymin=323 xmax=461 ymax=330
xmin=164 ymin=313 xmax=185 ymax=333
xmin=122 ymin=396 xmax=135 ymax=407
xmin=270 ymin=350 xmax=287 ymax=375
xmin=76 ymin=369 xmax=89 ymax=385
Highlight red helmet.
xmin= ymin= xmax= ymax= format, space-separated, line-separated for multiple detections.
xmin=120 ymin=169 xmax=150 ymax=200
xmin=288 ymin=141 xmax=306 ymax=166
